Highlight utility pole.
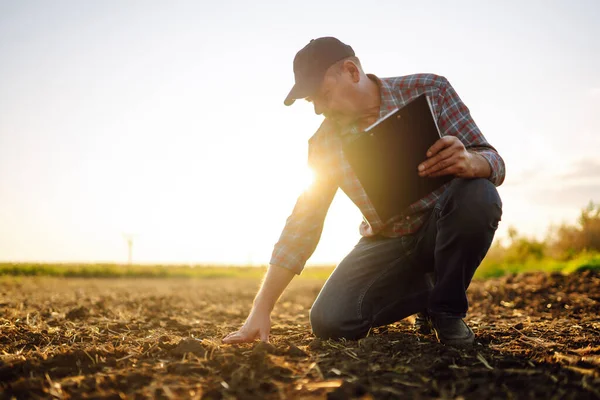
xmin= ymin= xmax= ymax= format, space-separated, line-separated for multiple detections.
xmin=122 ymin=233 xmax=136 ymax=265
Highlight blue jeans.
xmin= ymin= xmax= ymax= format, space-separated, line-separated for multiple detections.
xmin=309 ymin=178 xmax=502 ymax=339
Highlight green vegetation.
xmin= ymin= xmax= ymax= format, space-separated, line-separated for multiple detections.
xmin=2 ymin=202 xmax=598 ymax=280
xmin=475 ymin=201 xmax=600 ymax=278
xmin=475 ymin=251 xmax=600 ymax=279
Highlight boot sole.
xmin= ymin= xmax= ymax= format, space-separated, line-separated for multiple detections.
xmin=434 ymin=330 xmax=475 ymax=346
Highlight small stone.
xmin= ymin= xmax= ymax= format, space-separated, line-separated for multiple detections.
xmin=513 ymin=322 xmax=524 ymax=330
xmin=287 ymin=344 xmax=308 ymax=357
xmin=158 ymin=335 xmax=172 ymax=343
xmin=358 ymin=336 xmax=378 ymax=352
xmin=308 ymin=338 xmax=323 ymax=351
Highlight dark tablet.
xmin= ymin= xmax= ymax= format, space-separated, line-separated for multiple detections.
xmin=342 ymin=94 xmax=453 ymax=221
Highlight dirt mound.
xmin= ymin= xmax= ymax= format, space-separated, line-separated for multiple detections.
xmin=65 ymin=305 xmax=89 ymax=320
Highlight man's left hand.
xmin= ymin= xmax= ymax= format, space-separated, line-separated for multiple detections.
xmin=418 ymin=136 xmax=476 ymax=178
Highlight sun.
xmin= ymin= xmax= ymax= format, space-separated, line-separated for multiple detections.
xmin=299 ymin=167 xmax=316 ymax=192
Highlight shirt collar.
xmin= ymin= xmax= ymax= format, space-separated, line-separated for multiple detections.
xmin=366 ymin=74 xmax=400 ymax=119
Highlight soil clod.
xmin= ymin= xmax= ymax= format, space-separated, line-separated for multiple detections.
xmin=65 ymin=305 xmax=89 ymax=320
xmin=169 ymin=338 xmax=206 ymax=357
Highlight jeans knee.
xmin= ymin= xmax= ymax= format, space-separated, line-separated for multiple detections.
xmin=309 ymin=305 xmax=331 ymax=339
xmin=309 ymin=299 xmax=367 ymax=340
xmin=446 ymin=179 xmax=502 ymax=231
xmin=309 ymin=301 xmax=342 ymax=339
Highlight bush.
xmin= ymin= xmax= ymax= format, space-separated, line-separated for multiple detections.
xmin=547 ymin=201 xmax=600 ymax=259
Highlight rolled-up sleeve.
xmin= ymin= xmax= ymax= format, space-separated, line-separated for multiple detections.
xmin=436 ymin=76 xmax=506 ymax=186
xmin=269 ymin=138 xmax=338 ymax=274
xmin=469 ymin=147 xmax=505 ymax=186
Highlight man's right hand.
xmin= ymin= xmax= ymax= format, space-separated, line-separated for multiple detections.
xmin=222 ymin=307 xmax=271 ymax=343
xmin=221 ymin=264 xmax=296 ymax=344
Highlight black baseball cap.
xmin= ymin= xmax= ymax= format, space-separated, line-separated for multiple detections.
xmin=284 ymin=37 xmax=355 ymax=106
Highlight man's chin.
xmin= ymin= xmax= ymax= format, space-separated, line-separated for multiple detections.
xmin=326 ymin=115 xmax=352 ymax=126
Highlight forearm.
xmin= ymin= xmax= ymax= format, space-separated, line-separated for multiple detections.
xmin=270 ymin=176 xmax=338 ymax=274
xmin=252 ymin=264 xmax=296 ymax=313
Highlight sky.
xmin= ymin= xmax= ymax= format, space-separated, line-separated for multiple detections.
xmin=0 ymin=0 xmax=599 ymax=265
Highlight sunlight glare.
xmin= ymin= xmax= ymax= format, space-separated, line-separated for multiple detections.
xmin=301 ymin=167 xmax=315 ymax=192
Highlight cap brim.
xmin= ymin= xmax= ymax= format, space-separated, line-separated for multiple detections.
xmin=283 ymin=83 xmax=311 ymax=106
xmin=283 ymin=96 xmax=296 ymax=106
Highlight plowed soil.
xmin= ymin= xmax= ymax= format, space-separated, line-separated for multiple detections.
xmin=1 ymin=270 xmax=599 ymax=399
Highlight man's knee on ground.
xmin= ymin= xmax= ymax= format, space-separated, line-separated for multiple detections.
xmin=309 ymin=300 xmax=368 ymax=340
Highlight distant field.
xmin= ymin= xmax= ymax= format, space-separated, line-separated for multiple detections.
xmin=0 ymin=263 xmax=334 ymax=280
xmin=1 ymin=252 xmax=599 ymax=280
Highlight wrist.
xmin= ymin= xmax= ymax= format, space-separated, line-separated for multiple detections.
xmin=252 ymin=297 xmax=274 ymax=314
xmin=467 ymin=151 xmax=489 ymax=179
xmin=468 ymin=152 xmax=479 ymax=178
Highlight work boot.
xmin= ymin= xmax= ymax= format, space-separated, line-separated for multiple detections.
xmin=430 ymin=315 xmax=474 ymax=346
xmin=414 ymin=311 xmax=432 ymax=334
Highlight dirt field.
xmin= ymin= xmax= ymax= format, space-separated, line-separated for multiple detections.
xmin=0 ymin=270 xmax=599 ymax=399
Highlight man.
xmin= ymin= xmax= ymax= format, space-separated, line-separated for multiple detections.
xmin=223 ymin=37 xmax=504 ymax=346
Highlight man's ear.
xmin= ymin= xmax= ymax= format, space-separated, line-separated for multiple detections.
xmin=344 ymin=60 xmax=360 ymax=83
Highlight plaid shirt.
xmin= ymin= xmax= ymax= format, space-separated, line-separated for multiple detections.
xmin=271 ymin=74 xmax=505 ymax=274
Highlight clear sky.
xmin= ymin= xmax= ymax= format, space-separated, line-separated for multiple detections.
xmin=1 ymin=0 xmax=599 ymax=265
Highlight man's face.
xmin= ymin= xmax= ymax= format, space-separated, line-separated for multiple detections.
xmin=305 ymin=63 xmax=362 ymax=126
